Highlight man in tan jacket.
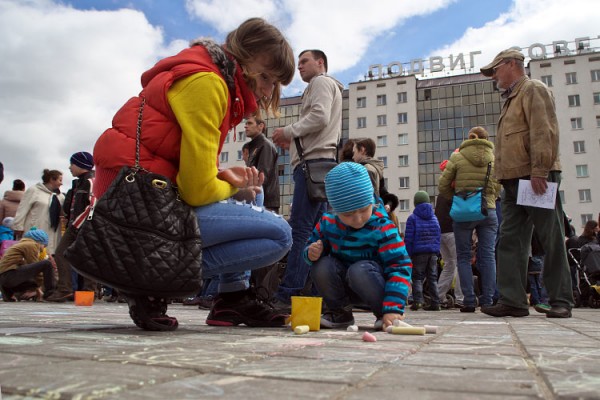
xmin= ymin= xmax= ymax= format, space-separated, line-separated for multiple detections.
xmin=479 ymin=48 xmax=573 ymax=318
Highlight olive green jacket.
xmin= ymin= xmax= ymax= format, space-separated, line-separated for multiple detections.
xmin=495 ymin=76 xmax=561 ymax=180
xmin=438 ymin=138 xmax=501 ymax=209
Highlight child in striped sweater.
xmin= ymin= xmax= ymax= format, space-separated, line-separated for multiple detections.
xmin=305 ymin=162 xmax=413 ymax=330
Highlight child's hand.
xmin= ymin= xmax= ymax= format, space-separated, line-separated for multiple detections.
xmin=382 ymin=313 xmax=404 ymax=330
xmin=307 ymin=240 xmax=323 ymax=262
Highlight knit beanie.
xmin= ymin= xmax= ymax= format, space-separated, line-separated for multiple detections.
xmin=70 ymin=151 xmax=94 ymax=170
xmin=2 ymin=217 xmax=14 ymax=228
xmin=325 ymin=162 xmax=374 ymax=213
xmin=23 ymin=227 xmax=49 ymax=246
xmin=414 ymin=190 xmax=430 ymax=206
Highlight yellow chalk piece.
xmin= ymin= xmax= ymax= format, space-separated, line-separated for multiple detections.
xmin=389 ymin=326 xmax=426 ymax=335
xmin=294 ymin=325 xmax=310 ymax=335
xmin=424 ymin=325 xmax=438 ymax=334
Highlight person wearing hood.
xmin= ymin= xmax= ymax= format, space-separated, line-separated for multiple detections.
xmin=271 ymin=49 xmax=343 ymax=310
xmin=0 ymin=179 xmax=26 ymax=221
xmin=404 ymin=190 xmax=441 ymax=311
xmin=12 ymin=170 xmax=64 ymax=254
xmin=438 ymin=126 xmax=501 ymax=312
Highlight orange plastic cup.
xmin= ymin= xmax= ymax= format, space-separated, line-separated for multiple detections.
xmin=74 ymin=291 xmax=95 ymax=306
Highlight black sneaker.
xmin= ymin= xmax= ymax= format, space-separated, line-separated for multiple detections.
xmin=546 ymin=306 xmax=572 ymax=318
xmin=424 ymin=304 xmax=441 ymax=311
xmin=481 ymin=303 xmax=529 ymax=317
xmin=320 ymin=308 xmax=354 ymax=329
xmin=460 ymin=306 xmax=476 ymax=313
xmin=206 ymin=289 xmax=288 ymax=327
xmin=271 ymin=297 xmax=292 ymax=314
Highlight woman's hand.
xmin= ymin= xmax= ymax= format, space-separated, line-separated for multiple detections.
xmin=218 ymin=166 xmax=264 ymax=203
xmin=217 ymin=166 xmax=264 ymax=189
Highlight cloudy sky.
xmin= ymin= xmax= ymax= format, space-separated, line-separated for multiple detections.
xmin=0 ymin=0 xmax=598 ymax=194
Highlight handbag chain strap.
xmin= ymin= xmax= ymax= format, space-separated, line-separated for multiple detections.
xmin=127 ymin=97 xmax=149 ymax=181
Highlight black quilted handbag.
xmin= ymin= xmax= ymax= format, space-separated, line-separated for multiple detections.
xmin=65 ymin=98 xmax=202 ymax=299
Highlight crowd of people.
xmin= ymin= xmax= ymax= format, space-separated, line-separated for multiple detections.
xmin=1 ymin=22 xmax=599 ymax=332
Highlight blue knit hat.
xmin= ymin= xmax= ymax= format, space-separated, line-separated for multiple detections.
xmin=23 ymin=227 xmax=49 ymax=246
xmin=70 ymin=151 xmax=94 ymax=170
xmin=325 ymin=162 xmax=374 ymax=213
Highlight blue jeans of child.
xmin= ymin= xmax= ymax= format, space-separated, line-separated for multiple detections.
xmin=411 ymin=253 xmax=439 ymax=306
xmin=528 ymin=255 xmax=548 ymax=305
xmin=275 ymin=162 xmax=329 ymax=302
xmin=195 ymin=199 xmax=292 ymax=293
xmin=454 ymin=211 xmax=498 ymax=307
xmin=311 ymin=256 xmax=385 ymax=317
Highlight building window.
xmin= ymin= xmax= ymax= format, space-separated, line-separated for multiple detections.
xmin=224 ymin=133 xmax=230 ymax=143
xmin=566 ymin=72 xmax=577 ymax=84
xmin=541 ymin=75 xmax=553 ymax=87
xmin=220 ymin=152 xmax=229 ymax=163
xmin=237 ymin=150 xmax=243 ymax=160
xmin=378 ymin=156 xmax=388 ymax=168
xmin=397 ymin=92 xmax=408 ymax=103
xmin=576 ymin=164 xmax=589 ymax=177
xmin=568 ymin=94 xmax=580 ymax=107
xmin=591 ymin=70 xmax=600 ymax=82
xmin=581 ymin=214 xmax=594 ymax=226
xmin=237 ymin=131 xmax=246 ymax=141
xmin=357 ymin=117 xmax=366 ymax=129
xmin=597 ymin=116 xmax=600 ymax=128
xmin=398 ymin=155 xmax=409 ymax=167
xmin=571 ymin=117 xmax=583 ymax=130
xmin=579 ymin=189 xmax=592 ymax=202
xmin=574 ymin=141 xmax=585 ymax=153
xmin=399 ymin=199 xmax=410 ymax=211
xmin=593 ymin=92 xmax=600 ymax=105
xmin=357 ymin=97 xmax=366 ymax=108
xmin=399 ymin=177 xmax=410 ymax=188
xmin=398 ymin=133 xmax=408 ymax=145
xmin=377 ymin=94 xmax=387 ymax=106
xmin=377 ymin=135 xmax=387 ymax=147
xmin=398 ymin=112 xmax=408 ymax=124
xmin=377 ymin=115 xmax=387 ymax=126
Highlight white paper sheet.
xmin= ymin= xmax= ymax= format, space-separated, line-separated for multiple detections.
xmin=516 ymin=179 xmax=558 ymax=209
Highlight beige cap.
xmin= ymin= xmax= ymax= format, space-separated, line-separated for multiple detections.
xmin=480 ymin=48 xmax=525 ymax=77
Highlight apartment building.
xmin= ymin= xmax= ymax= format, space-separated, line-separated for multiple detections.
xmin=220 ymin=36 xmax=599 ymax=232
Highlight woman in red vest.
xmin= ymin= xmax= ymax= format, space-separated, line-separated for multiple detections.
xmin=93 ymin=18 xmax=295 ymax=330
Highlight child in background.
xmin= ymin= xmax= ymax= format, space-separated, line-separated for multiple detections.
xmin=0 ymin=228 xmax=55 ymax=301
xmin=404 ymin=191 xmax=441 ymax=311
xmin=304 ymin=162 xmax=412 ymax=330
xmin=0 ymin=217 xmax=15 ymax=242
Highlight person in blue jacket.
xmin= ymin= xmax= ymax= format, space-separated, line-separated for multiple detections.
xmin=404 ymin=191 xmax=441 ymax=311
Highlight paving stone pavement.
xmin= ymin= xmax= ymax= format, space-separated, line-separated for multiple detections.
xmin=0 ymin=302 xmax=599 ymax=399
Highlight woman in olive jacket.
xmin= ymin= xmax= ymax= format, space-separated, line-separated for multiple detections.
xmin=438 ymin=126 xmax=501 ymax=312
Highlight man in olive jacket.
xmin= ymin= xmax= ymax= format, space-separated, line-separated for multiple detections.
xmin=479 ymin=48 xmax=573 ymax=318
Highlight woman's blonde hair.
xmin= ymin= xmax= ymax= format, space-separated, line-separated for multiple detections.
xmin=226 ymin=18 xmax=295 ymax=117
xmin=468 ymin=126 xmax=489 ymax=140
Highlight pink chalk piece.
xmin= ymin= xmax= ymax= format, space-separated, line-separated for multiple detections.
xmin=362 ymin=331 xmax=377 ymax=342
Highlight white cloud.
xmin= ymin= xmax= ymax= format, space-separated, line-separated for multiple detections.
xmin=0 ymin=0 xmax=167 ymax=191
xmin=426 ymin=0 xmax=600 ymax=73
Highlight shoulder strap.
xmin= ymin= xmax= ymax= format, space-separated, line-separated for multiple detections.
xmin=484 ymin=162 xmax=492 ymax=189
xmin=294 ymin=137 xmax=305 ymax=161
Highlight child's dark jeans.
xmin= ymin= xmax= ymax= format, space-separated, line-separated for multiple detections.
xmin=411 ymin=252 xmax=439 ymax=306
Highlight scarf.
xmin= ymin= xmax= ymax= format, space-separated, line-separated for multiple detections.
xmin=49 ymin=190 xmax=61 ymax=231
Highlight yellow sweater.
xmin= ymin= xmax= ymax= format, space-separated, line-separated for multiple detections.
xmin=0 ymin=238 xmax=41 ymax=275
xmin=168 ymin=72 xmax=238 ymax=206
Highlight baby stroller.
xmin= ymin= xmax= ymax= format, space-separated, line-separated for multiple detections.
xmin=568 ymin=243 xmax=600 ymax=308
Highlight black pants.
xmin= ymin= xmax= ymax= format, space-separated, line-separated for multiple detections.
xmin=0 ymin=260 xmax=56 ymax=295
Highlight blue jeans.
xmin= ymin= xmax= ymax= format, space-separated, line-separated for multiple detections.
xmin=195 ymin=199 xmax=292 ymax=293
xmin=275 ymin=161 xmax=328 ymax=302
xmin=411 ymin=253 xmax=439 ymax=305
xmin=311 ymin=256 xmax=385 ymax=317
xmin=454 ymin=211 xmax=498 ymax=307
xmin=528 ymin=255 xmax=548 ymax=305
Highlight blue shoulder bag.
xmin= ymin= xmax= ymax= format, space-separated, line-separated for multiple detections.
xmin=450 ymin=162 xmax=492 ymax=223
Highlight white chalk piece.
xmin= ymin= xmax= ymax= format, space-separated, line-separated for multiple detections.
xmin=362 ymin=331 xmax=377 ymax=342
xmin=393 ymin=319 xmax=413 ymax=327
xmin=424 ymin=325 xmax=438 ymax=334
xmin=389 ymin=326 xmax=426 ymax=335
xmin=293 ymin=325 xmax=309 ymax=335
xmin=347 ymin=325 xmax=359 ymax=332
